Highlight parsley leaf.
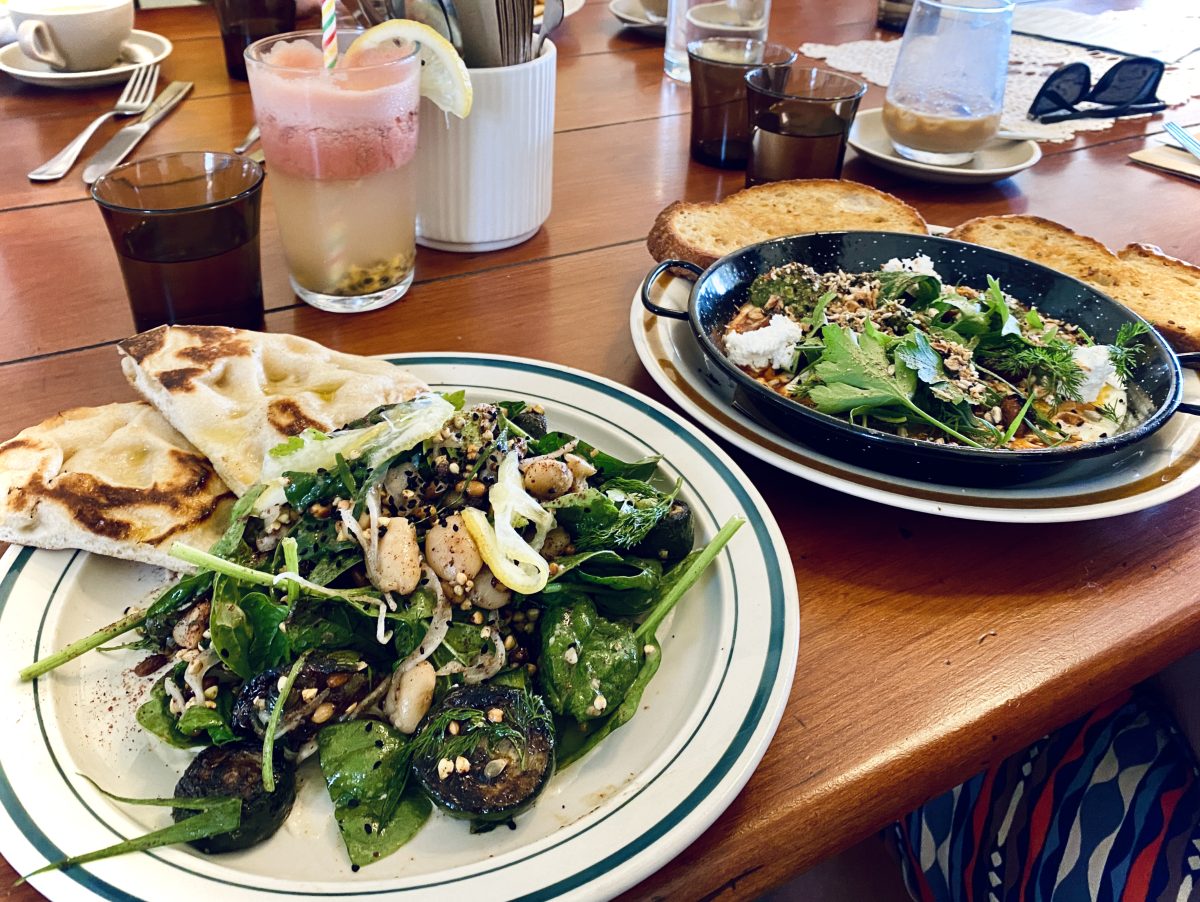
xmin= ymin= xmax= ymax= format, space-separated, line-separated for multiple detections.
xmin=806 ymin=323 xmax=984 ymax=447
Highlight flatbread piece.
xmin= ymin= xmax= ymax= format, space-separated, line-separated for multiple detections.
xmin=0 ymin=402 xmax=234 ymax=571
xmin=119 ymin=325 xmax=429 ymax=495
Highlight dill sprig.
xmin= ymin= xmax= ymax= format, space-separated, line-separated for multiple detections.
xmin=977 ymin=337 xmax=1085 ymax=403
xmin=410 ymin=691 xmax=549 ymax=766
xmin=1109 ymin=321 xmax=1151 ymax=383
xmin=576 ymin=478 xmax=681 ymax=550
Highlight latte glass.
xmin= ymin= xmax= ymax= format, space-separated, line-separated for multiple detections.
xmin=882 ymin=0 xmax=1013 ymax=166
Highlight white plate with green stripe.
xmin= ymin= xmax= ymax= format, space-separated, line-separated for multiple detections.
xmin=0 ymin=354 xmax=798 ymax=901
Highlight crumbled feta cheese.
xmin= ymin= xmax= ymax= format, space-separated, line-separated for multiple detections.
xmin=881 ymin=254 xmax=942 ymax=282
xmin=724 ymin=315 xmax=804 ymax=370
xmin=1072 ymin=344 xmax=1120 ymax=403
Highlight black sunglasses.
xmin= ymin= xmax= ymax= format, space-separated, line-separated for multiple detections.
xmin=1028 ymin=56 xmax=1166 ymax=124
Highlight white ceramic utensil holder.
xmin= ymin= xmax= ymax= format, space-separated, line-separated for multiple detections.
xmin=416 ymin=40 xmax=556 ymax=253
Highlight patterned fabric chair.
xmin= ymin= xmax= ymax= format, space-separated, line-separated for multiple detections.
xmin=886 ymin=690 xmax=1200 ymax=902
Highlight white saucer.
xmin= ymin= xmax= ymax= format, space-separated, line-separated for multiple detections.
xmin=0 ymin=30 xmax=172 ymax=89
xmin=630 ymin=276 xmax=1200 ymax=523
xmin=609 ymin=0 xmax=667 ymax=35
xmin=848 ymin=107 xmax=1042 ymax=185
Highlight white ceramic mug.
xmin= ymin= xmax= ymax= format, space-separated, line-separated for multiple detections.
xmin=415 ymin=40 xmax=556 ymax=253
xmin=11 ymin=0 xmax=134 ymax=73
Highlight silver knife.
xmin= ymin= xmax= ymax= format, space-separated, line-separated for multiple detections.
xmin=82 ymin=81 xmax=193 ymax=185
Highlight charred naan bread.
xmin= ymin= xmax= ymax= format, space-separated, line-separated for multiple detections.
xmin=118 ymin=325 xmax=429 ymax=495
xmin=0 ymin=402 xmax=234 ymax=571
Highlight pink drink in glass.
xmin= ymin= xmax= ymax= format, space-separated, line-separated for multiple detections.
xmin=245 ymin=32 xmax=420 ymax=313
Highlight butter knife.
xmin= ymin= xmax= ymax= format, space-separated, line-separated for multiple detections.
xmin=81 ymin=81 xmax=193 ymax=185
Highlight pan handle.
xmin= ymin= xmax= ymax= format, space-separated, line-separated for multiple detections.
xmin=1178 ymin=352 xmax=1200 ymax=416
xmin=640 ymin=260 xmax=703 ymax=321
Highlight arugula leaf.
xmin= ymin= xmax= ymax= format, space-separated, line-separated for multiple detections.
xmin=982 ymin=277 xmax=1022 ymax=339
xmin=17 ymin=786 xmax=241 ymax=884
xmin=317 ymin=721 xmax=431 ymax=868
xmin=210 ymin=484 xmax=267 ymax=558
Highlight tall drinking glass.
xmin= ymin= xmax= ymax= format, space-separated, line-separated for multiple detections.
xmin=245 ymin=30 xmax=420 ymax=314
xmin=882 ymin=0 xmax=1013 ymax=166
xmin=664 ymin=0 xmax=770 ymax=82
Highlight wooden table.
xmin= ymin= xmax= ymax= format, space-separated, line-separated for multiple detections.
xmin=2 ymin=1 xmax=1199 ymax=898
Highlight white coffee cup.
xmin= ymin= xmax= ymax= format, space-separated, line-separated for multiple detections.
xmin=416 ymin=40 xmax=556 ymax=253
xmin=10 ymin=0 xmax=134 ymax=73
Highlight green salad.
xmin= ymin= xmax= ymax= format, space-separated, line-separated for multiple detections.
xmin=19 ymin=392 xmax=742 ymax=878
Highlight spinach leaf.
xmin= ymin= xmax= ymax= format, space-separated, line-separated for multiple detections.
xmin=542 ymin=550 xmax=663 ymax=617
xmin=538 ymin=598 xmax=641 ymax=722
xmin=528 ymin=432 xmax=660 ymax=482
xmin=208 ymin=580 xmax=289 ymax=680
xmin=317 ymin=720 xmax=431 ymax=868
xmin=136 ymin=668 xmax=203 ymax=749
xmin=557 ymin=641 xmax=662 ymax=770
xmin=176 ymin=692 xmax=238 ymax=746
xmin=432 ymin=621 xmax=491 ymax=671
xmin=282 ymin=468 xmax=343 ymax=510
xmin=142 ymin=570 xmax=213 ymax=645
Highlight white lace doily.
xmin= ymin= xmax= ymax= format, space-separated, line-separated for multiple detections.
xmin=801 ymin=30 xmax=1200 ymax=142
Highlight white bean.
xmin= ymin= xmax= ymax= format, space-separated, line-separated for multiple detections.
xmin=375 ymin=517 xmax=421 ymax=594
xmin=540 ymin=527 xmax=573 ymax=560
xmin=386 ymin=661 xmax=437 ymax=734
xmin=425 ymin=513 xmax=483 ymax=582
xmin=521 ymin=458 xmax=573 ymax=499
xmin=469 ymin=566 xmax=513 ymax=610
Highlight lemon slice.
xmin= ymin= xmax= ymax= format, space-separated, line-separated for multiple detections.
xmin=343 ymin=20 xmax=472 ymax=118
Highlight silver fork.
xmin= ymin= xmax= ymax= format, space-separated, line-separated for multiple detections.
xmin=27 ymin=64 xmax=160 ymax=182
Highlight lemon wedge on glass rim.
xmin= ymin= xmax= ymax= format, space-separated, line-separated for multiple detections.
xmin=342 ymin=20 xmax=473 ymax=118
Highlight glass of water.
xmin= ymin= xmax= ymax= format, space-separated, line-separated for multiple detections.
xmin=882 ymin=0 xmax=1014 ymax=166
xmin=664 ymin=0 xmax=771 ymax=82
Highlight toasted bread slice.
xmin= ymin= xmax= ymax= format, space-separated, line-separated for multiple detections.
xmin=947 ymin=215 xmax=1135 ymax=290
xmin=647 ymin=179 xmax=928 ymax=269
xmin=949 ymin=215 xmax=1200 ymax=352
xmin=1115 ymin=244 xmax=1200 ymax=352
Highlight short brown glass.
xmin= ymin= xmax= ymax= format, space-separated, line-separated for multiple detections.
xmin=686 ymin=38 xmax=797 ymax=169
xmin=744 ymin=66 xmax=867 ymax=186
xmin=213 ymin=0 xmax=296 ymax=81
xmin=92 ymin=152 xmax=266 ymax=333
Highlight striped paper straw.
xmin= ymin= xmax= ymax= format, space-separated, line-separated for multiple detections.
xmin=321 ymin=0 xmax=337 ymax=69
